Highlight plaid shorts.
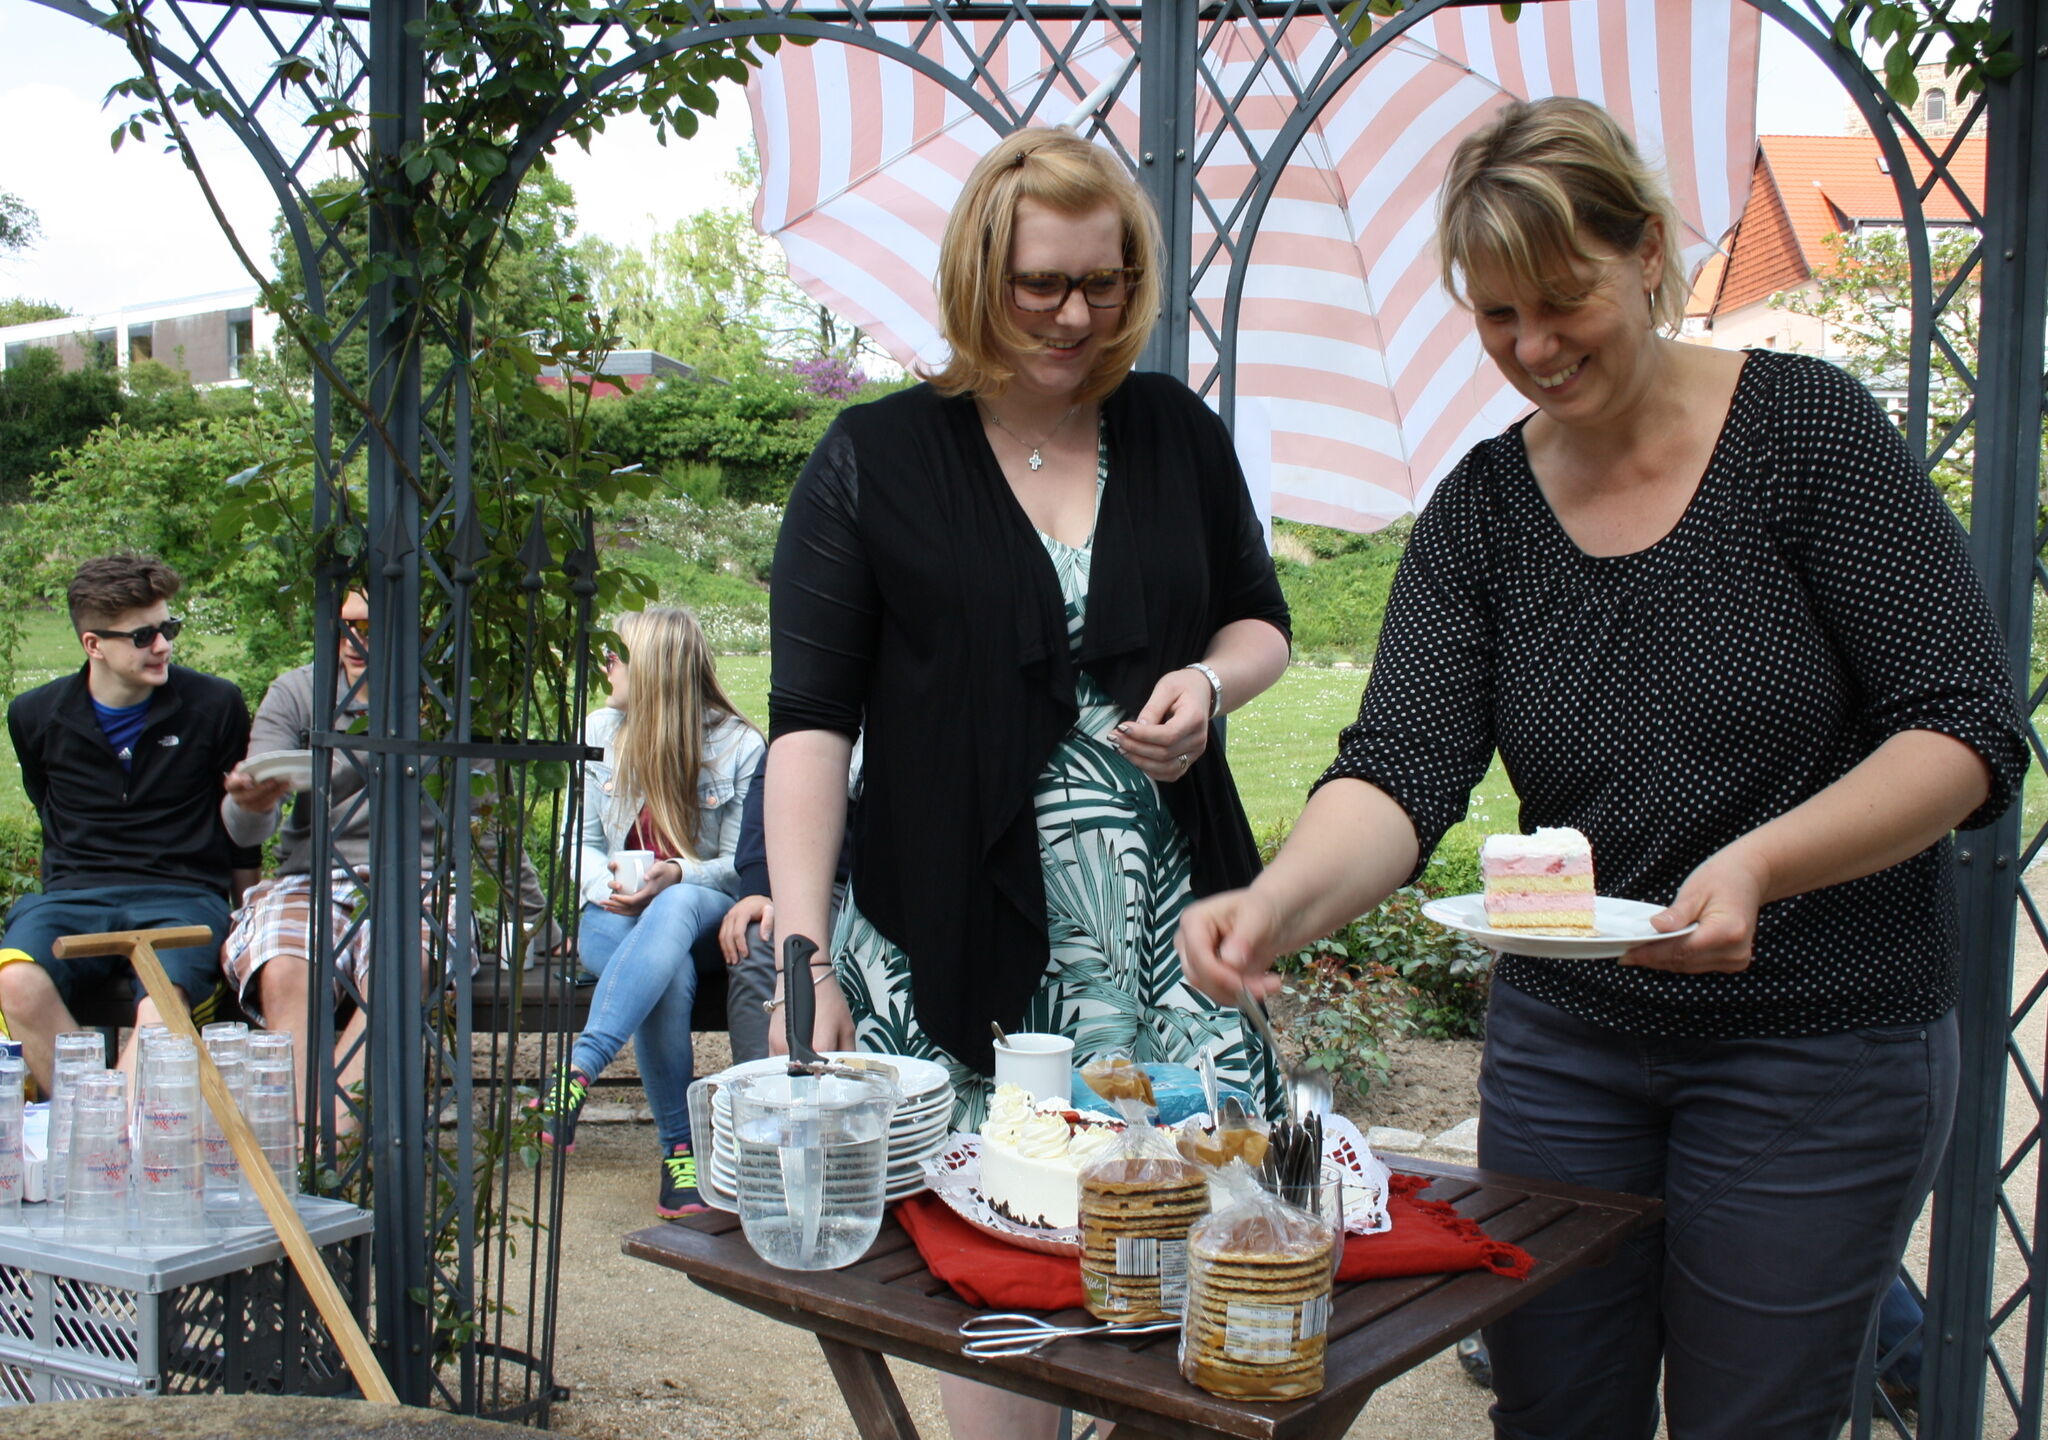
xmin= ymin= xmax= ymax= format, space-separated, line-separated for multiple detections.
xmin=222 ymin=869 xmax=444 ymax=1023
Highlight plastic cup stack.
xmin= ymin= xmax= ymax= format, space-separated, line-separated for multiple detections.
xmin=200 ymin=1054 xmax=249 ymax=1218
xmin=241 ymin=1061 xmax=298 ymax=1221
xmin=136 ymin=1038 xmax=206 ymax=1245
xmin=0 ymin=1055 xmax=25 ymax=1221
xmin=129 ymin=1024 xmax=169 ymax=1145
xmin=47 ymin=1031 xmax=107 ymax=1207
xmin=64 ymin=1076 xmax=130 ymax=1243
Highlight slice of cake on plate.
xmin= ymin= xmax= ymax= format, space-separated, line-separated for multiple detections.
xmin=978 ymin=1083 xmax=1121 ymax=1230
xmin=1480 ymin=827 xmax=1597 ymax=935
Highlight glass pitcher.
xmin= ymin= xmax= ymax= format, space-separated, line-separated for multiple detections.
xmin=688 ymin=1066 xmax=898 ymax=1270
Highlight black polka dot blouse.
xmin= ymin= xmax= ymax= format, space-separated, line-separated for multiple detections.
xmin=1317 ymin=349 xmax=2028 ymax=1038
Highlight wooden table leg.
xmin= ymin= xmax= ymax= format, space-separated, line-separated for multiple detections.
xmin=818 ymin=1335 xmax=922 ymax=1440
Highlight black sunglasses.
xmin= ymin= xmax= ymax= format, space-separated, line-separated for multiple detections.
xmin=88 ymin=617 xmax=185 ymax=647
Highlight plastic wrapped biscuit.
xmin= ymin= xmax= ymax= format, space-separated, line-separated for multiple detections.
xmin=1077 ymin=1140 xmax=1210 ymax=1323
xmin=1179 ymin=1162 xmax=1338 ymax=1401
xmin=1078 ymin=1053 xmax=1156 ymax=1109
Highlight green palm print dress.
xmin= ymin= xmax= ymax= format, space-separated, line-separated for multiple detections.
xmin=831 ymin=442 xmax=1279 ymax=1132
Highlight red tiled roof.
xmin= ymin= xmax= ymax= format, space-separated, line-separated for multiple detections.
xmin=1699 ymin=133 xmax=1986 ymax=319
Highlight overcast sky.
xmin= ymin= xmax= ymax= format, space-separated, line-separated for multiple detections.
xmin=0 ymin=3 xmax=1851 ymax=318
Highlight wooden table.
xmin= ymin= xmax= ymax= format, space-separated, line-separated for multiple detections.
xmin=625 ymin=1156 xmax=1660 ymax=1440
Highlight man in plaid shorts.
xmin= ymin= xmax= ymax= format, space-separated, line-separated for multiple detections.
xmin=220 ymin=594 xmax=553 ymax=1119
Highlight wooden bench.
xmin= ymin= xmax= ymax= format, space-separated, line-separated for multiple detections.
xmin=70 ymin=929 xmax=734 ymax=1041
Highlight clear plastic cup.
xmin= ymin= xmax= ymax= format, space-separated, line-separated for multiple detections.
xmin=240 ymin=1067 xmax=298 ymax=1222
xmin=46 ymin=1045 xmax=103 ymax=1207
xmin=248 ymin=1032 xmax=297 ymax=1125
xmin=201 ymin=1055 xmax=248 ymax=1218
xmin=136 ymin=1070 xmax=206 ymax=1245
xmin=0 ymin=1056 xmax=24 ymax=1221
xmin=64 ymin=1095 xmax=131 ymax=1241
xmin=78 ymin=1071 xmax=133 ymax=1227
xmin=201 ymin=1022 xmax=250 ymax=1067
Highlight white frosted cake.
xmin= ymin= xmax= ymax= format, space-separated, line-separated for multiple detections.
xmin=978 ymin=1083 xmax=1121 ymax=1230
xmin=1481 ymin=827 xmax=1597 ymax=935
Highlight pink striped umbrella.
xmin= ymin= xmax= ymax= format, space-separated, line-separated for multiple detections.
xmin=749 ymin=2 xmax=1760 ymax=531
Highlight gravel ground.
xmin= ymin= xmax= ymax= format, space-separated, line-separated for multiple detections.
xmin=544 ymin=1032 xmax=1501 ymax=1440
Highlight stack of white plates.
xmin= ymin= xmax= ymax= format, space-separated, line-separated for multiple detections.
xmin=699 ymin=1053 xmax=954 ymax=1210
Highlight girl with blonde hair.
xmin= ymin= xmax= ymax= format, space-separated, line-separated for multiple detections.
xmin=536 ymin=606 xmax=764 ymax=1218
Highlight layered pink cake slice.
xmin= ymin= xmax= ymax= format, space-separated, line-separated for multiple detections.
xmin=1480 ymin=828 xmax=1597 ymax=935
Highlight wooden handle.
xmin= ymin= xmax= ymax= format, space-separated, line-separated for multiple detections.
xmin=51 ymin=927 xmax=399 ymax=1405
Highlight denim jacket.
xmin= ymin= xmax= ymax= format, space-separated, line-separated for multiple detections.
xmin=574 ymin=705 xmax=766 ymax=908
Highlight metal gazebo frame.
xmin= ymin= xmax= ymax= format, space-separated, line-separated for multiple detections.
xmin=20 ymin=0 xmax=2047 ymax=1433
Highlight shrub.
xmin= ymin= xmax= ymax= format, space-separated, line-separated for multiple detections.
xmin=1260 ymin=818 xmax=1494 ymax=1049
xmin=0 ymin=809 xmax=38 ymax=913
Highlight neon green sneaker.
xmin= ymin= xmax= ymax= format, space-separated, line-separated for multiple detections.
xmin=657 ymin=1142 xmax=708 ymax=1218
xmin=529 ymin=1066 xmax=590 ymax=1152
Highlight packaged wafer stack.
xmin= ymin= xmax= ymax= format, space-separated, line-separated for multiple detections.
xmin=1179 ymin=1160 xmax=1338 ymax=1401
xmin=1076 ymin=1053 xmax=1210 ymax=1324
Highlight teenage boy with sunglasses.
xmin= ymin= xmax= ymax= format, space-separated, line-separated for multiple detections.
xmin=0 ymin=553 xmax=257 ymax=1087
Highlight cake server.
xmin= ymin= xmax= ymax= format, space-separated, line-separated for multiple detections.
xmin=1237 ymin=986 xmax=1334 ymax=1122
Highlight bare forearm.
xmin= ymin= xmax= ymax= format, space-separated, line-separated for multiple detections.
xmin=763 ymin=729 xmax=854 ymax=957
xmin=1252 ymin=777 xmax=1420 ymax=955
xmin=1202 ymin=619 xmax=1290 ymax=715
xmin=1728 ymin=728 xmax=1991 ymax=905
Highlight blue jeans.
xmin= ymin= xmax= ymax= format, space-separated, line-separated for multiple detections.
xmin=1478 ymin=980 xmax=1957 ymax=1440
xmin=571 ymin=884 xmax=729 ymax=1150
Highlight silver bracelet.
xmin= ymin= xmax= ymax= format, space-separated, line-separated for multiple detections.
xmin=1184 ymin=661 xmax=1223 ymax=719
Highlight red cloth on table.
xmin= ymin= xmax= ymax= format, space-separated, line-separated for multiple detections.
xmin=895 ymin=1173 xmax=1534 ymax=1311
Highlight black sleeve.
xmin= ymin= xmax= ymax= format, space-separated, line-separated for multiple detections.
xmin=7 ymin=697 xmax=43 ymax=817
xmin=769 ymin=421 xmax=878 ymax=742
xmin=1196 ymin=397 xmax=1292 ymax=643
xmin=1773 ymin=358 xmax=2027 ymax=831
xmin=1314 ymin=460 xmax=1497 ymax=879
xmin=732 ymin=750 xmax=770 ymax=899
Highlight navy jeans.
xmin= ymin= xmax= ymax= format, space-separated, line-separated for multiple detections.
xmin=1478 ymin=980 xmax=1957 ymax=1440
xmin=570 ymin=883 xmax=730 ymax=1150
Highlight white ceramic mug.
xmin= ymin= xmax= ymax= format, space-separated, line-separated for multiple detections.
xmin=611 ymin=848 xmax=656 ymax=894
xmin=992 ymin=1032 xmax=1076 ymax=1104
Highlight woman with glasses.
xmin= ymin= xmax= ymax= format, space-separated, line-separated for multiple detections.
xmin=534 ymin=607 xmax=763 ymax=1219
xmin=769 ymin=122 xmax=1289 ymax=1436
xmin=769 ymin=127 xmax=1290 ymax=1124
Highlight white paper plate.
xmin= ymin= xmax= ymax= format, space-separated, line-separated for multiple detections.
xmin=1421 ymin=893 xmax=1698 ymax=960
xmin=240 ymin=748 xmax=316 ymax=791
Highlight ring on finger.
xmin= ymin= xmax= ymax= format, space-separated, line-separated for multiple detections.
xmin=1175 ymin=753 xmax=1191 ymax=769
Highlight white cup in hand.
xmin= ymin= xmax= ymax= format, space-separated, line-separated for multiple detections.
xmin=611 ymin=849 xmax=657 ymax=894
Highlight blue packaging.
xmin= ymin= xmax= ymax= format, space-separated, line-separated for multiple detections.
xmin=1070 ymin=1061 xmax=1254 ymax=1126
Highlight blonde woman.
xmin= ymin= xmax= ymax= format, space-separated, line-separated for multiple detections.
xmin=535 ymin=607 xmax=764 ymax=1218
xmin=1178 ymin=99 xmax=2025 ymax=1438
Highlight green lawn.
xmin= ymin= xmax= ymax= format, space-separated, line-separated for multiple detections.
xmin=712 ymin=652 xmax=1521 ymax=847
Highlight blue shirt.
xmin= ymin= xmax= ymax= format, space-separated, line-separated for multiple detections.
xmin=91 ymin=696 xmax=151 ymax=772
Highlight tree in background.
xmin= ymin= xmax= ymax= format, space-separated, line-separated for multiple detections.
xmin=0 ymin=190 xmax=38 ymax=255
xmin=270 ymin=169 xmax=598 ymax=392
xmin=1773 ymin=227 xmax=1981 ymax=517
xmin=0 ymin=348 xmax=120 ymax=502
xmin=0 ymin=300 xmax=67 ymax=327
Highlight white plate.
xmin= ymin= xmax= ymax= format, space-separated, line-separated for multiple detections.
xmin=708 ymin=1053 xmax=952 ymax=1100
xmin=1421 ymin=893 xmax=1698 ymax=960
xmin=240 ymin=748 xmax=316 ymax=790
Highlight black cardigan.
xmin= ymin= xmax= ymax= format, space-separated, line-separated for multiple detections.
xmin=770 ymin=372 xmax=1291 ymax=1074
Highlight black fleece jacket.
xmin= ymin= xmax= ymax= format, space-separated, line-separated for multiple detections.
xmin=8 ymin=664 xmax=258 ymax=896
